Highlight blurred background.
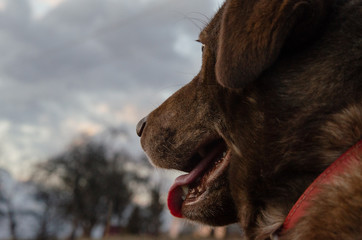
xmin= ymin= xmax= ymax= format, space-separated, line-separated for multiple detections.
xmin=0 ymin=0 xmax=242 ymax=239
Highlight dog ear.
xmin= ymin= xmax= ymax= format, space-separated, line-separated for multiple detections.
xmin=215 ymin=0 xmax=328 ymax=89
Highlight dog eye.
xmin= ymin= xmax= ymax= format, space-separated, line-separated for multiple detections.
xmin=196 ymin=40 xmax=205 ymax=53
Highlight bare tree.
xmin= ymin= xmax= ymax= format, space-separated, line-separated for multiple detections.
xmin=6 ymin=203 xmax=17 ymax=240
xmin=124 ymin=187 xmax=164 ymax=236
xmin=146 ymin=187 xmax=164 ymax=236
xmin=37 ymin=140 xmax=133 ymax=238
xmin=0 ymin=170 xmax=17 ymax=240
xmin=126 ymin=206 xmax=143 ymax=235
xmin=33 ymin=186 xmax=67 ymax=240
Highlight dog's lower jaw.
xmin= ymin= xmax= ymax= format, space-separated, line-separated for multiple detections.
xmin=181 ymin=171 xmax=239 ymax=226
xmin=168 ymin=147 xmax=239 ymax=226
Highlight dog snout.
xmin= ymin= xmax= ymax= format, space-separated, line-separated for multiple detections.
xmin=136 ymin=116 xmax=148 ymax=137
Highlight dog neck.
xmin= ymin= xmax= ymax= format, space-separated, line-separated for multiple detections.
xmin=276 ymin=139 xmax=362 ymax=236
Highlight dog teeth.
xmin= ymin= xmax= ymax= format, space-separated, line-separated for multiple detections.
xmin=182 ymin=185 xmax=189 ymax=196
xmin=181 ymin=186 xmax=190 ymax=201
xmin=215 ymin=152 xmax=227 ymax=165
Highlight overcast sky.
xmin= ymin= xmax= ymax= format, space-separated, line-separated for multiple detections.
xmin=0 ymin=0 xmax=224 ymax=179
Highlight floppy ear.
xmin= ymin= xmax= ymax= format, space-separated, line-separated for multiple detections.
xmin=215 ymin=0 xmax=328 ymax=88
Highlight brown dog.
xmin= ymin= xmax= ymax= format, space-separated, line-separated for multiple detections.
xmin=137 ymin=0 xmax=362 ymax=239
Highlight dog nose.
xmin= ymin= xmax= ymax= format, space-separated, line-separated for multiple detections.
xmin=136 ymin=116 xmax=147 ymax=137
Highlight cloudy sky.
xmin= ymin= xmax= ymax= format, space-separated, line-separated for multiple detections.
xmin=0 ymin=0 xmax=224 ymax=179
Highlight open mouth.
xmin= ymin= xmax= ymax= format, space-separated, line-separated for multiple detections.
xmin=167 ymin=139 xmax=231 ymax=218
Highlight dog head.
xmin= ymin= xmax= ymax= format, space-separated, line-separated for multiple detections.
xmin=137 ymin=0 xmax=346 ymax=227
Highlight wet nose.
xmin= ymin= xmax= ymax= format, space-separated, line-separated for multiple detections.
xmin=136 ymin=116 xmax=147 ymax=137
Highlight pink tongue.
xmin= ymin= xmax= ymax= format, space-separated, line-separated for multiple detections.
xmin=167 ymin=144 xmax=224 ymax=218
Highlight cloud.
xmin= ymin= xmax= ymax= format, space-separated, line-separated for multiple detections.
xmin=0 ymin=0 xmax=224 ymax=178
xmin=28 ymin=0 xmax=66 ymax=18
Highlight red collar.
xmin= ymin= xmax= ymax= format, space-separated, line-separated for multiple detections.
xmin=280 ymin=139 xmax=362 ymax=234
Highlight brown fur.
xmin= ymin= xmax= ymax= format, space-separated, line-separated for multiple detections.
xmin=281 ymin=157 xmax=362 ymax=240
xmin=138 ymin=0 xmax=362 ymax=239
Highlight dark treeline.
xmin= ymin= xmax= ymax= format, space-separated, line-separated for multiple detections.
xmin=0 ymin=135 xmax=164 ymax=240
